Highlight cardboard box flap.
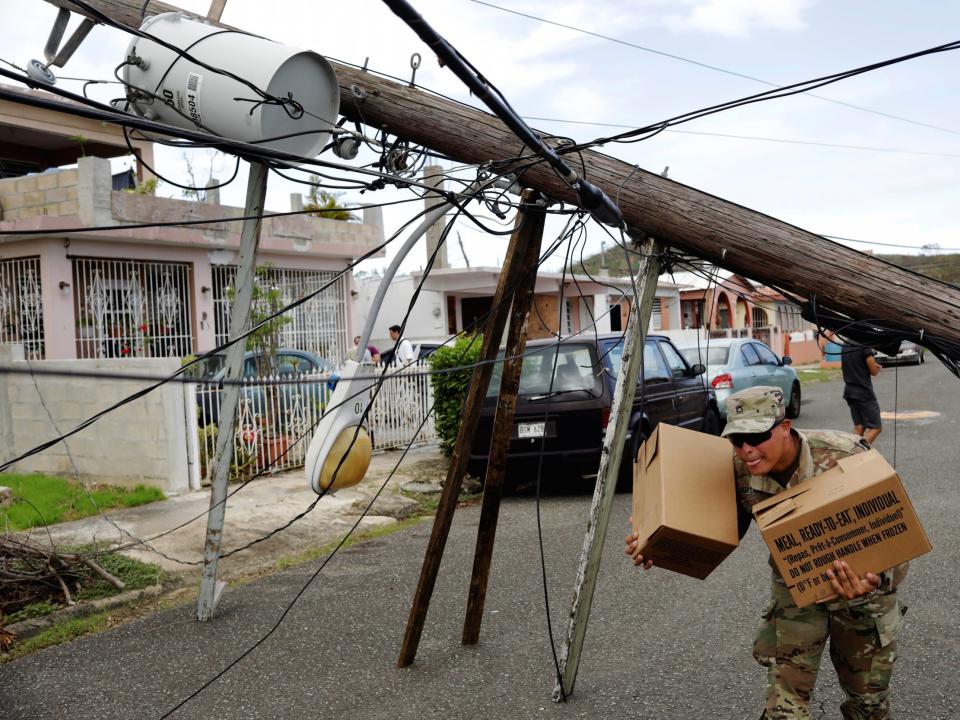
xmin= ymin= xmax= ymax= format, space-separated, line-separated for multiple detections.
xmin=836 ymin=449 xmax=896 ymax=478
xmin=643 ymin=426 xmax=660 ymax=470
xmin=755 ymin=497 xmax=800 ymax=528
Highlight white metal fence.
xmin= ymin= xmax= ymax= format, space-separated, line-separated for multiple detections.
xmin=0 ymin=256 xmax=44 ymax=359
xmin=72 ymin=257 xmax=194 ymax=359
xmin=190 ymin=359 xmax=437 ymax=483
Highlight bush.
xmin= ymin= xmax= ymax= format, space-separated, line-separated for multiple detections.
xmin=430 ymin=333 xmax=483 ymax=456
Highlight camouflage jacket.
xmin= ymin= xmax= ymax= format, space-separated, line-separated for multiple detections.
xmin=734 ymin=429 xmax=901 ymax=602
xmin=734 ymin=428 xmax=870 ymax=513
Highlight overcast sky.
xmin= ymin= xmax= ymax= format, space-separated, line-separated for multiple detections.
xmin=3 ymin=0 xmax=959 ymax=275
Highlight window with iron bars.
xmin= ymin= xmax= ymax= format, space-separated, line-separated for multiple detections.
xmin=211 ymin=265 xmax=349 ymax=364
xmin=752 ymin=306 xmax=770 ymax=328
xmin=0 ymin=256 xmax=44 ymax=359
xmin=72 ymin=257 xmax=194 ymax=359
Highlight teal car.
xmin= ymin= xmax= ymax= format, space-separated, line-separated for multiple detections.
xmin=678 ymin=338 xmax=801 ymax=421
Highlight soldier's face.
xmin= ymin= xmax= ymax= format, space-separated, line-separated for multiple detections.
xmin=733 ymin=421 xmax=794 ymax=476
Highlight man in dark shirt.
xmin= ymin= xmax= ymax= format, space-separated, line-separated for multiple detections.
xmin=840 ymin=341 xmax=882 ymax=444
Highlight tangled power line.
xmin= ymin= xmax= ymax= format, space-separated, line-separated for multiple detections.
xmin=1 ymin=2 xmax=959 ymax=716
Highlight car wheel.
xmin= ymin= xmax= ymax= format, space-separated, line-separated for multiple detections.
xmin=617 ymin=426 xmax=646 ymax=492
xmin=786 ymin=382 xmax=802 ymax=419
xmin=701 ymin=406 xmax=722 ymax=436
xmin=467 ymin=459 xmax=487 ymax=483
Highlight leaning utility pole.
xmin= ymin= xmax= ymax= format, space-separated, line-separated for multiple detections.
xmin=196 ymin=161 xmax=268 ymax=621
xmin=50 ymin=0 xmax=960 ymax=347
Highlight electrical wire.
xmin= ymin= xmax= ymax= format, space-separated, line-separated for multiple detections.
xmin=566 ymin=39 xmax=960 ymax=152
xmin=157 ymin=183 xmax=602 ymax=717
xmin=469 ymin=0 xmax=960 ymax=138
xmin=521 ymin=118 xmax=960 ymax=160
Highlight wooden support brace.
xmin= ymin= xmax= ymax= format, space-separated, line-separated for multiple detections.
xmin=462 ymin=191 xmax=546 ymax=645
xmin=397 ymin=192 xmax=541 ymax=668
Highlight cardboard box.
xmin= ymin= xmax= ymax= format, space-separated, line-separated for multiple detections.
xmin=753 ymin=449 xmax=931 ymax=607
xmin=631 ymin=423 xmax=739 ymax=579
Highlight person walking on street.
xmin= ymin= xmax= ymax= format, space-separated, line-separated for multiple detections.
xmin=625 ymin=386 xmax=907 ymax=720
xmin=841 ymin=339 xmax=882 ymax=444
xmin=389 ymin=325 xmax=416 ymax=366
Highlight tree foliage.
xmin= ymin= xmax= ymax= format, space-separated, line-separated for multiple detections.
xmin=303 ymin=175 xmax=358 ymax=222
xmin=429 ymin=333 xmax=483 ymax=456
xmin=226 ymin=264 xmax=292 ymax=375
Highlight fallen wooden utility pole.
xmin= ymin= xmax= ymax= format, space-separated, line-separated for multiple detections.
xmin=55 ymin=0 xmax=960 ymax=347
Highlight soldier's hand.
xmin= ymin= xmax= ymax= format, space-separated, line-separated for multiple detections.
xmin=818 ymin=560 xmax=881 ymax=602
xmin=625 ymin=516 xmax=653 ymax=570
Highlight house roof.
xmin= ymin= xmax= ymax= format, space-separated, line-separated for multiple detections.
xmin=0 ymin=84 xmax=141 ymax=177
xmin=403 ymin=265 xmax=682 ymax=294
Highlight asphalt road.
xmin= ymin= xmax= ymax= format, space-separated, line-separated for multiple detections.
xmin=2 ymin=361 xmax=958 ymax=720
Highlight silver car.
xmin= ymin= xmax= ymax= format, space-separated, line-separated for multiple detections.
xmin=875 ymin=340 xmax=925 ymax=366
xmin=677 ymin=338 xmax=801 ymax=420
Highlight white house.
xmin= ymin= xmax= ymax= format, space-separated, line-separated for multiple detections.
xmin=354 ymin=266 xmax=683 ymax=349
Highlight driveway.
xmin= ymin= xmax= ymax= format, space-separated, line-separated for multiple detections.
xmin=2 ymin=360 xmax=957 ymax=719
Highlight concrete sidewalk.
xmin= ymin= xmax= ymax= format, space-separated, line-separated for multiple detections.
xmin=36 ymin=443 xmax=448 ymax=579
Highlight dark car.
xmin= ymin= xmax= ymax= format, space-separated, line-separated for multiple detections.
xmin=468 ymin=334 xmax=721 ymax=486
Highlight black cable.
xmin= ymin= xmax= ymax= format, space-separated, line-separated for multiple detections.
xmin=11 ymin=188 xmax=589 ymax=565
xmin=521 ymin=119 xmax=960 ymax=160
xmin=470 ymin=0 xmax=960 ymax=138
xmin=157 ymin=185 xmax=595 ymax=717
xmin=0 ymin=197 xmax=448 ymax=473
xmin=381 ymin=0 xmax=624 ymax=228
xmin=569 ymin=39 xmax=960 ymax=151
xmin=0 ymin=70 xmax=479 ymax=203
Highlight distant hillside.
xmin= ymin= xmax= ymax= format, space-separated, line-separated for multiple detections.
xmin=573 ymin=250 xmax=960 ymax=286
xmin=872 ymin=253 xmax=960 ymax=285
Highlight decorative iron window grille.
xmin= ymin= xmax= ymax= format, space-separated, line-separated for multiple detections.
xmin=72 ymin=257 xmax=194 ymax=359
xmin=211 ymin=265 xmax=349 ymax=364
xmin=0 ymin=256 xmax=45 ymax=359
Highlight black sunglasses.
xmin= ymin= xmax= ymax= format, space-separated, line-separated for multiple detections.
xmin=729 ymin=418 xmax=785 ymax=449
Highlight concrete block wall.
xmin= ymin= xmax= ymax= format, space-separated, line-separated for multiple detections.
xmin=0 ymin=168 xmax=79 ymax=221
xmin=0 ymin=347 xmax=191 ymax=494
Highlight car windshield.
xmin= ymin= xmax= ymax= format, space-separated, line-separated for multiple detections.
xmin=181 ymin=352 xmax=227 ymax=380
xmin=486 ymin=343 xmax=601 ymax=398
xmin=680 ymin=346 xmax=730 ymax=366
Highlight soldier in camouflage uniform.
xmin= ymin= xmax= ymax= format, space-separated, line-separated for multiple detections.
xmin=626 ymin=386 xmax=906 ymax=720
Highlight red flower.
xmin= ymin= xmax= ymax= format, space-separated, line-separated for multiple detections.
xmin=138 ymin=323 xmax=149 ymax=332
xmin=120 ymin=346 xmax=130 ymax=355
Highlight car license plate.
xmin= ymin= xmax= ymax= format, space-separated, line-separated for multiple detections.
xmin=518 ymin=422 xmax=545 ymax=439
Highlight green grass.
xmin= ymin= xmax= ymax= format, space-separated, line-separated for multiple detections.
xmin=796 ymin=366 xmax=843 ymax=386
xmin=0 ymin=474 xmax=165 ymax=531
xmin=1 ymin=611 xmax=111 ymax=663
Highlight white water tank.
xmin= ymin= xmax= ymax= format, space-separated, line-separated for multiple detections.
xmin=122 ymin=12 xmax=339 ymax=158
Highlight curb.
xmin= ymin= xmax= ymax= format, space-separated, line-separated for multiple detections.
xmin=6 ymin=584 xmax=163 ymax=642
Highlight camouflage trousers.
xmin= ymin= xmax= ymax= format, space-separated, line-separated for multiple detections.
xmin=753 ymin=574 xmax=904 ymax=720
